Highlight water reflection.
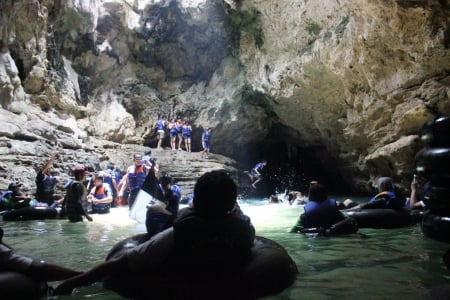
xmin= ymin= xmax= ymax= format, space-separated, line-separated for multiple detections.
xmin=1 ymin=203 xmax=450 ymax=299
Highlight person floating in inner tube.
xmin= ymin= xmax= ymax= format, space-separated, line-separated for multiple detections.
xmin=0 ymin=227 xmax=82 ymax=293
xmin=53 ymin=170 xmax=255 ymax=296
xmin=7 ymin=182 xmax=32 ymax=209
xmin=405 ymin=174 xmax=429 ymax=210
xmin=247 ymin=160 xmax=267 ymax=188
xmin=290 ymin=182 xmax=357 ymax=234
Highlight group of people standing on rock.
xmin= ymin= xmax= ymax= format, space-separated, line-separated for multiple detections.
xmin=147 ymin=117 xmax=212 ymax=158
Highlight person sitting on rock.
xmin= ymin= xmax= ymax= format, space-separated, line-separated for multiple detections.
xmin=53 ymin=170 xmax=255 ymax=296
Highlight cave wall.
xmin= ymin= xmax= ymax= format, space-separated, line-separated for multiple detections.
xmin=0 ymin=0 xmax=449 ymax=193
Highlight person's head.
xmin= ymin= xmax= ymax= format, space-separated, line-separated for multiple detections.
xmin=144 ymin=149 xmax=152 ymax=156
xmin=287 ymin=193 xmax=295 ymax=202
xmin=94 ymin=174 xmax=104 ymax=186
xmin=269 ymin=195 xmax=279 ymax=203
xmin=308 ymin=183 xmax=327 ymax=203
xmin=133 ymin=153 xmax=143 ymax=166
xmin=193 ymin=170 xmax=237 ymax=218
xmin=73 ymin=166 xmax=89 ymax=181
xmin=262 ymin=160 xmax=267 ymax=166
xmin=107 ymin=162 xmax=114 ymax=170
xmin=377 ymin=177 xmax=394 ymax=193
xmin=159 ymin=173 xmax=173 ymax=191
xmin=8 ymin=182 xmax=22 ymax=191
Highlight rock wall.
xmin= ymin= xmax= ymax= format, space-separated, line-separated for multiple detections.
xmin=0 ymin=0 xmax=449 ymax=194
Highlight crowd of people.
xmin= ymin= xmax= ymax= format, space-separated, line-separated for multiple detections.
xmin=289 ymin=175 xmax=429 ymax=233
xmin=1 ymin=168 xmax=256 ymax=297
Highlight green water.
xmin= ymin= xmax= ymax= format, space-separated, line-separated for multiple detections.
xmin=1 ymin=201 xmax=450 ymax=299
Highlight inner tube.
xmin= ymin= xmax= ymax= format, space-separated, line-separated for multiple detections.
xmin=104 ymin=234 xmax=298 ymax=299
xmin=0 ymin=271 xmax=46 ymax=299
xmin=299 ymin=217 xmax=359 ymax=236
xmin=421 ymin=211 xmax=450 ymax=244
xmin=2 ymin=207 xmax=60 ymax=221
xmin=346 ymin=209 xmax=417 ymax=229
xmin=424 ymin=185 xmax=450 ymax=215
xmin=415 ymin=147 xmax=450 ymax=183
xmin=419 ymin=117 xmax=450 ymax=147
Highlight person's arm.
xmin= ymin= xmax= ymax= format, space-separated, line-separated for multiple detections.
xmin=360 ymin=198 xmax=386 ymax=209
xmin=53 ymin=255 xmax=128 ymax=295
xmin=26 ymin=260 xmax=82 ymax=282
xmin=409 ymin=180 xmax=426 ymax=209
xmin=119 ymin=171 xmax=129 ymax=196
xmin=11 ymin=192 xmax=31 ymax=202
xmin=73 ymin=183 xmax=93 ymax=222
xmin=40 ymin=153 xmax=58 ymax=172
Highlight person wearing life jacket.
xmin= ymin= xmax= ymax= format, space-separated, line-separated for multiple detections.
xmin=201 ymin=127 xmax=212 ymax=158
xmin=87 ymin=174 xmax=113 ymax=214
xmin=63 ymin=167 xmax=93 ymax=223
xmin=53 ymin=170 xmax=255 ymax=296
xmin=248 ymin=160 xmax=267 ymax=188
xmin=176 ymin=119 xmax=184 ymax=150
xmin=182 ymin=121 xmax=192 ymax=152
xmin=119 ymin=153 xmax=150 ymax=209
xmin=7 ymin=182 xmax=32 ymax=209
xmin=348 ymin=177 xmax=404 ymax=211
xmin=293 ymin=183 xmax=346 ymax=231
xmin=168 ymin=119 xmax=178 ymax=150
xmin=406 ymin=174 xmax=429 ymax=210
xmin=35 ymin=153 xmax=62 ymax=206
xmin=156 ymin=117 xmax=167 ymax=150
xmin=145 ymin=172 xmax=181 ymax=239
xmin=101 ymin=164 xmax=118 ymax=208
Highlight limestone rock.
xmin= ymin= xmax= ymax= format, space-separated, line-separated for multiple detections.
xmin=0 ymin=0 xmax=449 ymax=194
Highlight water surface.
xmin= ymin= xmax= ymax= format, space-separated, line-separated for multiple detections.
xmin=1 ymin=199 xmax=450 ymax=299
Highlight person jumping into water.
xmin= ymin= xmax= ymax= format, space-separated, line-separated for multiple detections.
xmin=247 ymin=160 xmax=267 ymax=188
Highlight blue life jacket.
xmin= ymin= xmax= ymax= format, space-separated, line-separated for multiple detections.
xmin=156 ymin=120 xmax=165 ymax=131
xmin=303 ymin=198 xmax=345 ymax=229
xmin=170 ymin=124 xmax=178 ymax=134
xmin=182 ymin=125 xmax=191 ymax=136
xmin=176 ymin=124 xmax=183 ymax=133
xmin=203 ymin=131 xmax=210 ymax=143
xmin=128 ymin=165 xmax=146 ymax=191
xmin=91 ymin=184 xmax=110 ymax=211
xmin=369 ymin=191 xmax=403 ymax=210
xmin=1 ymin=190 xmax=13 ymax=210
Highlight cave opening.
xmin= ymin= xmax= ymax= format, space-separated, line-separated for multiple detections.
xmin=239 ymin=140 xmax=353 ymax=196
xmin=8 ymin=48 xmax=26 ymax=82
